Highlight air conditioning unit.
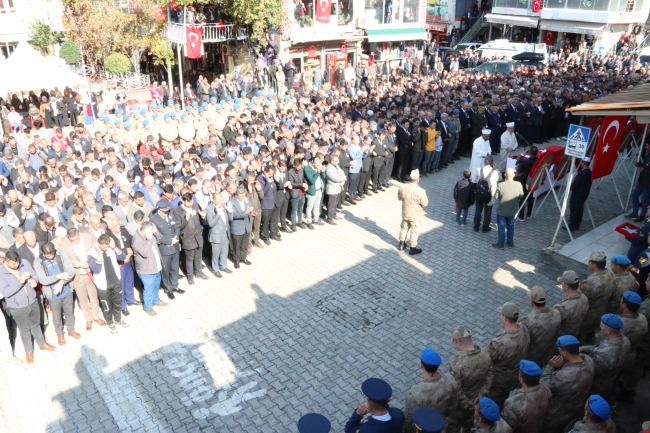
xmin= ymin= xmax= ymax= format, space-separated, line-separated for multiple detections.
xmin=356 ymin=18 xmax=368 ymax=28
xmin=441 ymin=13 xmax=450 ymax=22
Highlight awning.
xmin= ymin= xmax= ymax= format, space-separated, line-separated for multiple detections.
xmin=290 ymin=30 xmax=366 ymax=44
xmin=568 ymin=83 xmax=650 ymax=121
xmin=539 ymin=19 xmax=604 ymax=36
xmin=484 ymin=13 xmax=539 ymax=28
xmin=365 ymin=27 xmax=428 ymax=43
xmin=425 ymin=22 xmax=447 ymax=32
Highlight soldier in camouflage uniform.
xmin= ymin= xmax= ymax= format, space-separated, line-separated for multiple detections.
xmin=568 ymin=395 xmax=616 ymax=433
xmin=448 ymin=325 xmax=493 ymax=433
xmin=472 ymin=397 xmax=512 ymax=433
xmin=485 ymin=303 xmax=530 ymax=409
xmin=140 ymin=120 xmax=157 ymax=146
xmin=121 ymin=122 xmax=138 ymax=148
xmin=403 ymin=348 xmax=459 ymax=433
xmin=94 ymin=112 xmax=109 ymax=138
xmin=615 ymin=291 xmax=648 ymax=401
xmin=553 ymin=270 xmax=590 ymax=338
xmin=541 ymin=335 xmax=594 ymax=433
xmin=580 ymin=313 xmax=630 ymax=404
xmin=160 ymin=113 xmax=178 ymax=147
xmin=578 ymin=251 xmax=615 ymax=344
xmin=131 ymin=111 xmax=143 ymax=130
xmin=638 ymin=294 xmax=650 ymax=373
xmin=152 ymin=113 xmax=163 ymax=138
xmin=195 ymin=108 xmax=209 ymax=143
xmin=178 ymin=113 xmax=196 ymax=146
xmin=501 ymin=360 xmax=551 ymax=433
xmin=607 ymin=255 xmax=637 ymax=314
xmin=519 ymin=287 xmax=561 ymax=368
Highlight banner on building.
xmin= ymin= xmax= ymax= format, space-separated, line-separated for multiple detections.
xmin=532 ymin=0 xmax=541 ymax=12
xmin=426 ymin=0 xmax=448 ymax=22
xmin=153 ymin=6 xmax=166 ymax=21
xmin=315 ymin=0 xmax=331 ymax=23
xmin=127 ymin=0 xmax=142 ymax=13
xmin=340 ymin=42 xmax=348 ymax=54
xmin=591 ymin=116 xmax=627 ymax=181
xmin=308 ymin=45 xmax=318 ymax=57
xmin=544 ymin=31 xmax=555 ymax=46
xmin=186 ymin=25 xmax=202 ymax=59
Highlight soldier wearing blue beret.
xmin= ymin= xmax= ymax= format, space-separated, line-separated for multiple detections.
xmin=473 ymin=397 xmax=511 ymax=432
xmin=581 ymin=314 xmax=629 ymax=404
xmin=608 ymin=255 xmax=637 ymax=314
xmin=616 ymin=291 xmax=647 ymax=402
xmin=344 ymin=378 xmax=404 ymax=433
xmin=298 ymin=413 xmax=330 ymax=433
xmin=569 ymin=395 xmax=615 ymax=432
xmin=501 ymin=360 xmax=551 ymax=433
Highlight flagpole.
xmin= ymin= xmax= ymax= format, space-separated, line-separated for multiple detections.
xmin=625 ymin=123 xmax=648 ymax=210
xmin=551 ymin=156 xmax=575 ymax=247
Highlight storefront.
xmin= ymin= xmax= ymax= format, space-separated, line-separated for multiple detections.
xmin=484 ymin=13 xmax=539 ymax=41
xmin=425 ymin=22 xmax=449 ymax=46
xmin=288 ymin=40 xmax=359 ymax=82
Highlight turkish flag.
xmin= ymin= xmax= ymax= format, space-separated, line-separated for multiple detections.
xmin=315 ymin=0 xmax=331 ymax=23
xmin=532 ymin=0 xmax=540 ymax=12
xmin=153 ymin=6 xmax=166 ymax=21
xmin=340 ymin=42 xmax=348 ymax=54
xmin=591 ymin=116 xmax=626 ymax=181
xmin=544 ymin=31 xmax=554 ymax=46
xmin=170 ymin=0 xmax=178 ymax=10
xmin=186 ymin=25 xmax=202 ymax=59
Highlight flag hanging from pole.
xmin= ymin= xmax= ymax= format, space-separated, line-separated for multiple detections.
xmin=315 ymin=0 xmax=331 ymax=23
xmin=591 ymin=115 xmax=627 ymax=181
xmin=186 ymin=25 xmax=202 ymax=59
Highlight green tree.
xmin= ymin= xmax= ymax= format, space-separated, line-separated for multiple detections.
xmin=28 ymin=20 xmax=63 ymax=54
xmin=59 ymin=40 xmax=83 ymax=64
xmin=105 ymin=52 xmax=132 ymax=74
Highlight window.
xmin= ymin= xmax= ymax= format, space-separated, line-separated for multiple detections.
xmin=0 ymin=0 xmax=16 ymax=13
xmin=625 ymin=0 xmax=635 ymax=11
xmin=495 ymin=63 xmax=511 ymax=73
xmin=403 ymin=0 xmax=418 ymax=22
xmin=478 ymin=63 xmax=495 ymax=72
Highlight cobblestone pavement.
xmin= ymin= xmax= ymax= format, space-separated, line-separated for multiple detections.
xmin=0 ymin=143 xmax=646 ymax=433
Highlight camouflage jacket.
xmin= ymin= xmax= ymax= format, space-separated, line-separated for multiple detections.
xmin=520 ymin=308 xmax=561 ymax=367
xmin=607 ymin=271 xmax=637 ymax=314
xmin=553 ymin=293 xmax=589 ymax=337
xmin=541 ymin=355 xmax=594 ymax=433
xmin=581 ymin=335 xmax=630 ymax=400
xmin=403 ymin=373 xmax=459 ymax=433
xmin=501 ymin=384 xmax=552 ymax=433
xmin=448 ymin=346 xmax=493 ymax=410
xmin=579 ymin=270 xmax=614 ymax=333
xmin=485 ymin=325 xmax=530 ymax=392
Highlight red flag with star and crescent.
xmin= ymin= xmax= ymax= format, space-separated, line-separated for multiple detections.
xmin=315 ymin=0 xmax=331 ymax=23
xmin=591 ymin=115 xmax=627 ymax=181
xmin=186 ymin=25 xmax=202 ymax=59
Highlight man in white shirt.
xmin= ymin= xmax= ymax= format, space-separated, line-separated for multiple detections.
xmin=498 ymin=122 xmax=518 ymax=173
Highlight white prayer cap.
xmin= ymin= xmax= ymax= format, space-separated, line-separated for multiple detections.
xmin=482 ymin=129 xmax=491 ymax=135
xmin=583 ymin=157 xmax=591 ymax=162
xmin=509 ymin=89 xmax=514 ymax=93
xmin=506 ymin=122 xmax=515 ymax=127
xmin=55 ymin=227 xmax=67 ymax=237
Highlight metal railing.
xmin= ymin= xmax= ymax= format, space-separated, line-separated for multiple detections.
xmin=165 ymin=23 xmax=237 ymax=44
xmin=456 ymin=12 xmax=486 ymax=45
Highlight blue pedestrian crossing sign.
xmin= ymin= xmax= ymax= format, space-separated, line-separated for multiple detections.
xmin=565 ymin=124 xmax=591 ymax=158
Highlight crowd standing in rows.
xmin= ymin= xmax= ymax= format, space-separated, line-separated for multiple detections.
xmin=0 ymin=32 xmax=650 ymax=432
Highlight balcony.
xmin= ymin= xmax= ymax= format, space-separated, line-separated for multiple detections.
xmin=165 ymin=23 xmax=244 ymax=44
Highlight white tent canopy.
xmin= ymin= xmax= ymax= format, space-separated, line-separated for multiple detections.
xmin=0 ymin=41 xmax=88 ymax=95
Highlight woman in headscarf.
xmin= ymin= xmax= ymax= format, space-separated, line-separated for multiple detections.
xmin=41 ymin=96 xmax=54 ymax=129
xmin=57 ymin=95 xmax=69 ymax=127
xmin=29 ymin=103 xmax=42 ymax=129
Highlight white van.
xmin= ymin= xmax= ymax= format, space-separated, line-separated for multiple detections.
xmin=639 ymin=46 xmax=650 ymax=65
xmin=476 ymin=40 xmax=547 ymax=61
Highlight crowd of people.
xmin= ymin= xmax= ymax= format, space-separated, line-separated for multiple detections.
xmin=0 ymin=30 xmax=649 ymax=432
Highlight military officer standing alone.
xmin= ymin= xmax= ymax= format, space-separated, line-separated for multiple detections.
xmin=398 ymin=169 xmax=429 ymax=256
xmin=149 ymin=199 xmax=183 ymax=299
xmin=485 ymin=302 xmax=530 ymax=409
xmin=344 ymin=378 xmax=404 ymax=433
xmin=541 ymin=336 xmax=595 ymax=433
xmin=519 ymin=287 xmax=561 ymax=367
xmin=403 ymin=348 xmax=459 ymax=433
xmin=501 ymin=361 xmax=551 ymax=433
xmin=448 ymin=325 xmax=493 ymax=432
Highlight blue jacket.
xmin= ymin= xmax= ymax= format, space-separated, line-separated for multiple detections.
xmin=486 ymin=109 xmax=501 ymax=130
xmin=344 ymin=407 xmax=405 ymax=433
xmin=571 ymin=168 xmax=592 ymax=197
xmin=347 ymin=144 xmax=365 ymax=174
xmin=0 ymin=161 xmax=10 ymax=178
xmin=256 ymin=173 xmax=279 ymax=209
xmin=523 ymin=102 xmax=537 ymax=126
xmin=0 ymin=259 xmax=40 ymax=309
xmin=135 ymin=184 xmax=163 ymax=206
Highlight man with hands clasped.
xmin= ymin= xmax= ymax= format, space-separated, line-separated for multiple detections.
xmin=88 ymin=233 xmax=127 ymax=334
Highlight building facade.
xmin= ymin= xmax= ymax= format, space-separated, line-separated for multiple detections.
xmin=0 ymin=0 xmax=65 ymax=58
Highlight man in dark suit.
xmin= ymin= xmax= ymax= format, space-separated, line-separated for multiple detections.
xmin=522 ymin=96 xmax=537 ymax=147
xmin=206 ymin=193 xmax=233 ymax=276
xmin=34 ymin=214 xmax=55 ymax=246
xmin=485 ymin=102 xmax=502 ymax=155
xmin=395 ymin=118 xmax=413 ymax=182
xmin=17 ymin=230 xmax=39 ymax=265
xmin=506 ymin=98 xmax=521 ymax=134
xmin=335 ymin=65 xmax=345 ymax=89
xmin=174 ymin=193 xmax=209 ymax=285
xmin=149 ymin=199 xmax=183 ymax=299
xmin=568 ymin=158 xmax=593 ymax=233
xmin=229 ymin=187 xmax=254 ymax=269
xmin=256 ymin=165 xmax=281 ymax=244
xmin=183 ymin=83 xmax=197 ymax=104
xmin=457 ymin=102 xmax=472 ymax=157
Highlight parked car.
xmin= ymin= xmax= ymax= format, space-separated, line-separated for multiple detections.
xmin=463 ymin=59 xmax=545 ymax=74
